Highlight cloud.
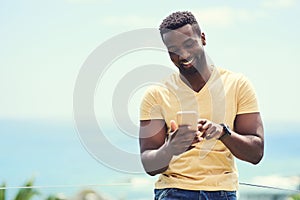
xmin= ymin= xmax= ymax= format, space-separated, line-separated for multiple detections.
xmin=192 ymin=7 xmax=265 ymax=27
xmin=262 ymin=0 xmax=296 ymax=9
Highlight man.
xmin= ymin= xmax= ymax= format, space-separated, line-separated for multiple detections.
xmin=139 ymin=11 xmax=264 ymax=200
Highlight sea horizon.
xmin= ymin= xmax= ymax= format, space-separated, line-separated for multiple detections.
xmin=1 ymin=119 xmax=299 ymax=199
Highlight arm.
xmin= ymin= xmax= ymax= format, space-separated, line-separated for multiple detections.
xmin=139 ymin=119 xmax=199 ymax=176
xmin=139 ymin=119 xmax=171 ymax=176
xmin=223 ymin=112 xmax=264 ymax=164
xmin=198 ymin=112 xmax=264 ymax=164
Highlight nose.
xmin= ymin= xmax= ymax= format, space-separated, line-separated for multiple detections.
xmin=178 ymin=49 xmax=190 ymax=61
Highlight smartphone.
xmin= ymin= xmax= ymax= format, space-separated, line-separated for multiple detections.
xmin=176 ymin=111 xmax=198 ymax=131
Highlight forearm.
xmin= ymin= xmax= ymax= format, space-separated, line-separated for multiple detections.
xmin=141 ymin=143 xmax=173 ymax=176
xmin=221 ymin=132 xmax=264 ymax=164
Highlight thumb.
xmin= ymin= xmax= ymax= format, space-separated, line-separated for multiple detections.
xmin=170 ymin=120 xmax=178 ymax=132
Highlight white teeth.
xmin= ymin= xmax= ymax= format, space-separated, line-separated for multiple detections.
xmin=182 ymin=58 xmax=194 ymax=65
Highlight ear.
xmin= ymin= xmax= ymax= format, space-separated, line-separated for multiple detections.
xmin=201 ymin=32 xmax=206 ymax=46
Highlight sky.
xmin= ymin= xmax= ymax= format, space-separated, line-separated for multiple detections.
xmin=1 ymin=0 xmax=300 ymax=125
xmin=1 ymin=0 xmax=300 ymax=198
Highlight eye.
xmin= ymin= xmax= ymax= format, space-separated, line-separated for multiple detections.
xmin=184 ymin=40 xmax=196 ymax=48
xmin=168 ymin=47 xmax=179 ymax=54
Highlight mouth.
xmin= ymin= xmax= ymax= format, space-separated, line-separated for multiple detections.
xmin=181 ymin=57 xmax=195 ymax=67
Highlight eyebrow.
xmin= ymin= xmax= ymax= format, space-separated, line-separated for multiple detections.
xmin=167 ymin=38 xmax=195 ymax=49
xmin=166 ymin=45 xmax=176 ymax=49
xmin=183 ymin=38 xmax=195 ymax=44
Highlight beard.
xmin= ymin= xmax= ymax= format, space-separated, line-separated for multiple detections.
xmin=178 ymin=65 xmax=199 ymax=75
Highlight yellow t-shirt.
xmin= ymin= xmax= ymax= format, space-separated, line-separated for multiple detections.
xmin=140 ymin=67 xmax=259 ymax=191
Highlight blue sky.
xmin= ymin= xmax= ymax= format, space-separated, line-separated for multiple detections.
xmin=1 ymin=0 xmax=300 ymax=124
xmin=1 ymin=1 xmax=300 ymax=197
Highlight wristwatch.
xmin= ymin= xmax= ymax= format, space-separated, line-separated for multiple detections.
xmin=219 ymin=123 xmax=231 ymax=140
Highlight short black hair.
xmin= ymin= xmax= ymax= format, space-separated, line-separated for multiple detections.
xmin=159 ymin=11 xmax=201 ymax=37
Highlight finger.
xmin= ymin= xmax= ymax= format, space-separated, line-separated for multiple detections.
xmin=199 ymin=131 xmax=208 ymax=139
xmin=202 ymin=121 xmax=212 ymax=130
xmin=170 ymin=120 xmax=178 ymax=132
xmin=205 ymin=127 xmax=217 ymax=140
xmin=198 ymin=118 xmax=207 ymax=125
xmin=169 ymin=120 xmax=179 ymax=141
xmin=197 ymin=123 xmax=206 ymax=132
xmin=186 ymin=145 xmax=196 ymax=152
xmin=205 ymin=133 xmax=214 ymax=140
xmin=191 ymin=134 xmax=201 ymax=144
xmin=197 ymin=123 xmax=202 ymax=129
xmin=197 ymin=134 xmax=204 ymax=142
xmin=196 ymin=130 xmax=204 ymax=138
xmin=197 ymin=123 xmax=207 ymax=138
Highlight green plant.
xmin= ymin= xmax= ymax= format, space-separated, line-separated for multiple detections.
xmin=14 ymin=179 xmax=39 ymax=200
xmin=45 ymin=195 xmax=65 ymax=200
xmin=0 ymin=179 xmax=39 ymax=200
xmin=0 ymin=183 xmax=5 ymax=200
xmin=290 ymin=194 xmax=300 ymax=200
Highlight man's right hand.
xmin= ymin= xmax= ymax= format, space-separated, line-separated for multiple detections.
xmin=166 ymin=120 xmax=200 ymax=156
xmin=139 ymin=119 xmax=201 ymax=175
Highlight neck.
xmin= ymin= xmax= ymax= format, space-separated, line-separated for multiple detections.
xmin=180 ymin=64 xmax=213 ymax=92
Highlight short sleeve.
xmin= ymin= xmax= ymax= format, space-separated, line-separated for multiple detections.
xmin=236 ymin=75 xmax=259 ymax=114
xmin=140 ymin=86 xmax=164 ymax=120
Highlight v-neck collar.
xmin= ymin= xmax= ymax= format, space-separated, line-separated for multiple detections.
xmin=177 ymin=66 xmax=217 ymax=95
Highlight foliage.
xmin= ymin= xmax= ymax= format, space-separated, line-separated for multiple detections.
xmin=0 ymin=179 xmax=39 ymax=200
xmin=290 ymin=194 xmax=300 ymax=200
xmin=0 ymin=183 xmax=5 ymax=200
xmin=45 ymin=195 xmax=66 ymax=200
xmin=14 ymin=179 xmax=39 ymax=200
xmin=0 ymin=179 xmax=107 ymax=200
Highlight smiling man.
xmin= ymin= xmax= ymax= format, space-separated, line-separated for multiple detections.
xmin=139 ymin=11 xmax=264 ymax=200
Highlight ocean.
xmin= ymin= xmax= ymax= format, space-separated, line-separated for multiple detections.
xmin=1 ymin=119 xmax=299 ymax=200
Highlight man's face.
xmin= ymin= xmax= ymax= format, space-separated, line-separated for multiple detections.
xmin=162 ymin=24 xmax=205 ymax=75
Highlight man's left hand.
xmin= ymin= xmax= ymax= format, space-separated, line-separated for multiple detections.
xmin=198 ymin=119 xmax=224 ymax=140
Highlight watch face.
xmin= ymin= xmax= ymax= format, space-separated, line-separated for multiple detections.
xmin=226 ymin=126 xmax=231 ymax=135
xmin=220 ymin=123 xmax=231 ymax=137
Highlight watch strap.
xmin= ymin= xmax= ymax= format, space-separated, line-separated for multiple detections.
xmin=219 ymin=123 xmax=231 ymax=140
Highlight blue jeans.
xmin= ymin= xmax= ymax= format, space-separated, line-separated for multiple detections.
xmin=154 ymin=188 xmax=236 ymax=200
